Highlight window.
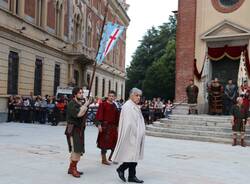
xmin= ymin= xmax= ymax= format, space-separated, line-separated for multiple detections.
xmin=34 ymin=58 xmax=43 ymax=95
xmin=7 ymin=51 xmax=19 ymax=95
xmin=74 ymin=15 xmax=81 ymax=42
xmin=56 ymin=1 xmax=63 ymax=36
xmin=102 ymin=78 xmax=105 ymax=97
xmin=9 ymin=0 xmax=18 ymax=14
xmin=87 ymin=73 xmax=91 ymax=88
xmin=121 ymin=84 xmax=124 ymax=99
xmin=219 ymin=0 xmax=239 ymax=6
xmin=115 ymin=82 xmax=118 ymax=94
xmin=108 ymin=80 xmax=111 ymax=91
xmin=53 ymin=64 xmax=60 ymax=95
xmin=95 ymin=76 xmax=98 ymax=97
xmin=36 ymin=0 xmax=46 ymax=27
xmin=0 ymin=0 xmax=8 ymax=9
xmin=211 ymin=0 xmax=245 ymax=13
xmin=74 ymin=70 xmax=79 ymax=87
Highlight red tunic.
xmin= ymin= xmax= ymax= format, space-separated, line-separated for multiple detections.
xmin=95 ymin=101 xmax=120 ymax=150
xmin=241 ymin=85 xmax=250 ymax=118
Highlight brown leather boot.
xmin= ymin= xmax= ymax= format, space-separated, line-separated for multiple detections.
xmin=232 ymin=138 xmax=237 ymax=146
xmin=68 ymin=161 xmax=83 ymax=175
xmin=102 ymin=154 xmax=111 ymax=165
xmin=241 ymin=139 xmax=246 ymax=147
xmin=68 ymin=161 xmax=80 ymax=178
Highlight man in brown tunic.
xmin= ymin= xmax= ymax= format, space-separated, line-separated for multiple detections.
xmin=186 ymin=79 xmax=199 ymax=114
xmin=65 ymin=87 xmax=92 ymax=178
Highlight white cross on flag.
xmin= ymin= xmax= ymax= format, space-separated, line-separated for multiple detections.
xmin=96 ymin=22 xmax=125 ymax=64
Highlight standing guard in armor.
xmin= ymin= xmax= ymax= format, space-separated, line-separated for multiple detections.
xmin=208 ymin=78 xmax=224 ymax=115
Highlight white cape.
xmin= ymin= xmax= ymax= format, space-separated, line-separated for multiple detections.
xmin=111 ymin=99 xmax=146 ymax=162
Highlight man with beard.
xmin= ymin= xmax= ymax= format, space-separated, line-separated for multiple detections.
xmin=112 ymin=88 xmax=145 ymax=183
xmin=95 ymin=90 xmax=120 ymax=165
xmin=65 ymin=87 xmax=92 ymax=178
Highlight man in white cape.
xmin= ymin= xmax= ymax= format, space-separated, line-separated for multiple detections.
xmin=111 ymin=88 xmax=145 ymax=183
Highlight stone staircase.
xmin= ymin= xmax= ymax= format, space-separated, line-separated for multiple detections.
xmin=146 ymin=114 xmax=250 ymax=145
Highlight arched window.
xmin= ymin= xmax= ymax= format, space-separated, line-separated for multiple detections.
xmin=56 ymin=1 xmax=63 ymax=36
xmin=108 ymin=80 xmax=111 ymax=91
xmin=87 ymin=16 xmax=92 ymax=47
xmin=8 ymin=51 xmax=19 ymax=95
xmin=95 ymin=76 xmax=99 ymax=97
xmin=102 ymin=78 xmax=105 ymax=97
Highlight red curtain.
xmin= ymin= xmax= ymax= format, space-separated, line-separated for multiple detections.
xmin=194 ymin=59 xmax=203 ymax=80
xmin=194 ymin=45 xmax=250 ymax=80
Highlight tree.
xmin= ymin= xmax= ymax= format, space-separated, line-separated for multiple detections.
xmin=126 ymin=15 xmax=176 ymax=100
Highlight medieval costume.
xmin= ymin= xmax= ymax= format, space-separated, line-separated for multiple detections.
xmin=186 ymin=81 xmax=199 ymax=114
xmin=224 ymin=81 xmax=237 ymax=115
xmin=240 ymin=82 xmax=250 ymax=118
xmin=208 ymin=79 xmax=223 ymax=115
xmin=112 ymin=94 xmax=145 ymax=183
xmin=231 ymin=98 xmax=247 ymax=147
xmin=65 ymin=96 xmax=90 ymax=178
xmin=95 ymin=100 xmax=120 ymax=165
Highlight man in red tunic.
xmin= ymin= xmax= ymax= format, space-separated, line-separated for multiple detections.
xmin=240 ymin=80 xmax=250 ymax=119
xmin=95 ymin=90 xmax=120 ymax=165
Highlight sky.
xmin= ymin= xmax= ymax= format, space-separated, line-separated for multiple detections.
xmin=125 ymin=0 xmax=178 ymax=67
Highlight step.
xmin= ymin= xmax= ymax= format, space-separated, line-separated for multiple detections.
xmin=146 ymin=131 xmax=250 ymax=145
xmin=167 ymin=114 xmax=231 ymax=122
xmin=151 ymin=121 xmax=250 ymax=133
xmin=159 ymin=119 xmax=231 ymax=127
xmin=146 ymin=126 xmax=250 ymax=139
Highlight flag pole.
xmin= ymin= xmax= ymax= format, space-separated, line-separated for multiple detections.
xmin=87 ymin=1 xmax=110 ymax=98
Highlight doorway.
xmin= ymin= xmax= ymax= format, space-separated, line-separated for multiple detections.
xmin=211 ymin=56 xmax=240 ymax=86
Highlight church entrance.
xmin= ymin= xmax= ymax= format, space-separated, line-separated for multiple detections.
xmin=211 ymin=56 xmax=240 ymax=86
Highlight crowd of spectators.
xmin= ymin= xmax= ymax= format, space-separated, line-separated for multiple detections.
xmin=140 ymin=97 xmax=173 ymax=124
xmin=7 ymin=94 xmax=125 ymax=126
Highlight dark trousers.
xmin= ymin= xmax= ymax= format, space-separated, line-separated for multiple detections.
xmin=118 ymin=162 xmax=137 ymax=178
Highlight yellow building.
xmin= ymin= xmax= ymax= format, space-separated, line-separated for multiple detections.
xmin=0 ymin=0 xmax=130 ymax=121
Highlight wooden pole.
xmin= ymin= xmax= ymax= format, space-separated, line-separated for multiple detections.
xmin=87 ymin=1 xmax=110 ymax=98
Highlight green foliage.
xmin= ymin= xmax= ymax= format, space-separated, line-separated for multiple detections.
xmin=126 ymin=15 xmax=176 ymax=100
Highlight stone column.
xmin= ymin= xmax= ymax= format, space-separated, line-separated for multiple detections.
xmin=60 ymin=5 xmax=65 ymax=38
xmin=18 ymin=0 xmax=25 ymax=17
xmin=41 ymin=0 xmax=48 ymax=29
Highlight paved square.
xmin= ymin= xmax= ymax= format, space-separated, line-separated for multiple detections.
xmin=0 ymin=123 xmax=249 ymax=184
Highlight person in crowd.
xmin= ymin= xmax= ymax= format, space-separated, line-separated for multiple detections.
xmin=164 ymin=100 xmax=173 ymax=118
xmin=47 ymin=96 xmax=56 ymax=126
xmin=154 ymin=97 xmax=164 ymax=119
xmin=186 ymin=79 xmax=199 ymax=114
xmin=231 ymin=97 xmax=248 ymax=147
xmin=112 ymin=88 xmax=145 ymax=183
xmin=7 ymin=96 xmax=15 ymax=122
xmin=141 ymin=100 xmax=150 ymax=124
xmin=65 ymin=87 xmax=92 ymax=178
xmin=40 ymin=97 xmax=48 ymax=124
xmin=95 ymin=90 xmax=120 ymax=165
xmin=34 ymin=96 xmax=42 ymax=123
xmin=224 ymin=79 xmax=237 ymax=115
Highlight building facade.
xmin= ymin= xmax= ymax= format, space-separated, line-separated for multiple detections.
xmin=0 ymin=0 xmax=129 ymax=121
xmin=175 ymin=0 xmax=250 ymax=113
